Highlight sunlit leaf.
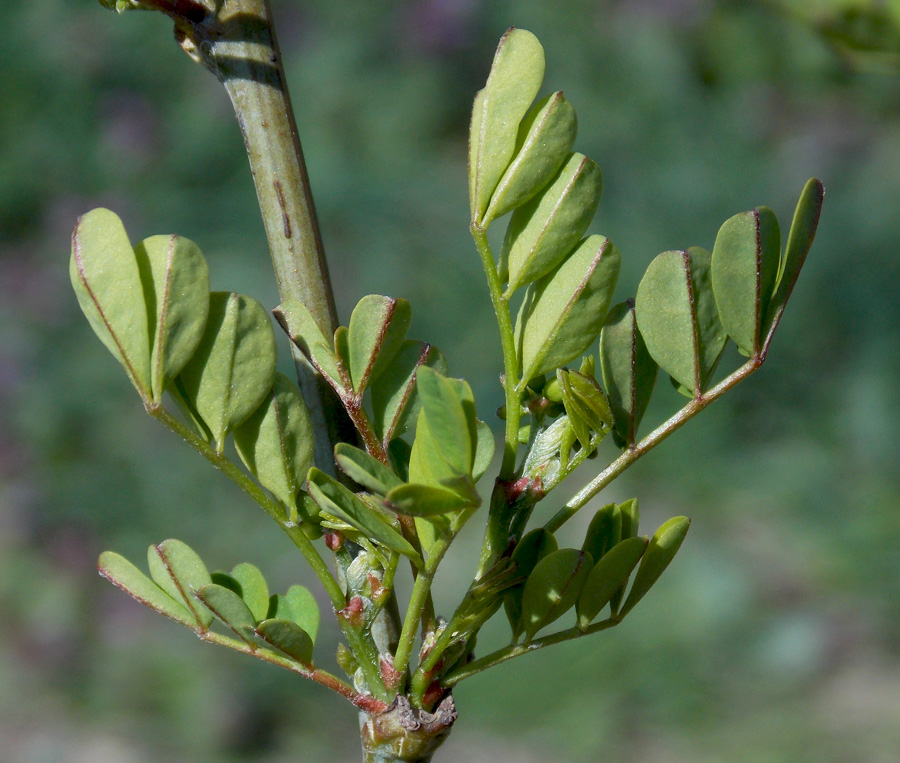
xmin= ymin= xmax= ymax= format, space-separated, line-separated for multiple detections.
xmin=98 ymin=551 xmax=194 ymax=627
xmin=70 ymin=208 xmax=151 ymax=398
xmin=599 ymin=300 xmax=658 ymax=448
xmin=470 ymin=28 xmax=545 ymax=222
xmin=483 ymin=92 xmax=578 ymax=225
xmin=516 ymin=234 xmax=620 ymax=382
xmin=273 ymin=298 xmax=342 ymax=385
xmin=520 ymin=548 xmax=592 ymax=642
xmin=635 ymin=248 xmax=726 ymax=397
xmin=136 ymin=233 xmax=210 ymax=402
xmin=233 ymin=372 xmax=314 ymax=519
xmin=229 ymin=562 xmax=269 ymax=623
xmin=576 ymin=536 xmax=648 ymax=627
xmin=502 ymin=153 xmax=603 ymax=293
xmin=177 ymin=292 xmax=277 ymax=451
xmin=711 ymin=207 xmax=781 ymax=356
xmin=347 ymin=295 xmax=411 ymax=394
xmin=618 ymin=516 xmax=691 ymax=619
xmin=147 ymin=539 xmax=213 ymax=628
xmin=195 ymin=583 xmax=259 ymax=643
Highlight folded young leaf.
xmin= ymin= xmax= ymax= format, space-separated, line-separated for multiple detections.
xmin=763 ymin=178 xmax=825 ymax=351
xmin=306 ymin=468 xmax=420 ymax=561
xmin=516 ymin=235 xmax=621 ymax=383
xmin=70 ymin=208 xmax=152 ymax=399
xmin=520 ymin=548 xmax=592 ymax=642
xmin=177 ymin=292 xmax=277 ymax=451
xmin=504 ymin=528 xmax=558 ymax=638
xmin=233 ymin=372 xmax=314 ymax=519
xmin=98 ymin=551 xmax=195 ymax=627
xmin=599 ymin=300 xmax=658 ymax=448
xmin=557 ymin=368 xmax=613 ymax=451
xmin=135 ymin=233 xmax=210 ymax=402
xmin=618 ymin=516 xmax=691 ymax=619
xmin=347 ymin=295 xmax=411 ymax=394
xmin=502 ymin=153 xmax=603 ymax=293
xmin=470 ymin=28 xmax=545 ymax=222
xmin=147 ymin=539 xmax=214 ymax=628
xmin=483 ymin=92 xmax=578 ymax=225
xmin=335 ymin=442 xmax=404 ymax=496
xmin=635 ymin=248 xmax=726 ymax=398
xmin=576 ymin=536 xmax=648 ymax=628
xmin=229 ymin=562 xmax=270 ymax=624
xmin=711 ymin=207 xmax=781 ymax=357
xmin=256 ymin=618 xmax=314 ymax=665
xmin=273 ymin=298 xmax=342 ymax=385
xmin=196 ymin=583 xmax=259 ymax=644
xmin=370 ymin=340 xmax=448 ymax=444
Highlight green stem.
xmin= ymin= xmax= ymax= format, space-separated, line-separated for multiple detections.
xmin=471 ymin=225 xmax=521 ymax=478
xmin=441 ymin=618 xmax=618 ymax=688
xmin=174 ymin=0 xmax=348 ymax=472
xmin=197 ymin=628 xmax=384 ymax=710
xmin=392 ymin=535 xmax=453 ymax=680
xmin=545 ymin=356 xmax=762 ymax=533
xmin=149 ymin=405 xmax=346 ymax=610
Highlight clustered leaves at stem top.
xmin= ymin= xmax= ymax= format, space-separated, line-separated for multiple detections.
xmin=72 ymin=17 xmax=823 ymax=755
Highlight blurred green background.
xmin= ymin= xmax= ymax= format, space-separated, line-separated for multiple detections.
xmin=3 ymin=0 xmax=900 ymax=760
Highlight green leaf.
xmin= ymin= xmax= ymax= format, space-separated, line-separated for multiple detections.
xmin=635 ymin=247 xmax=727 ymax=397
xmin=147 ymin=539 xmax=214 ymax=628
xmin=335 ymin=443 xmax=403 ymax=496
xmin=384 ymin=482 xmax=478 ymax=516
xmin=581 ymin=503 xmax=622 ymax=564
xmin=764 ymin=178 xmax=825 ymax=348
xmin=177 ymin=292 xmax=277 ymax=451
xmin=415 ymin=366 xmax=476 ymax=476
xmin=273 ymin=298 xmax=341 ymax=385
xmin=516 ymin=234 xmax=621 ymax=383
xmin=195 ymin=583 xmax=258 ymax=643
xmin=618 ymin=516 xmax=691 ymax=619
xmin=370 ymin=340 xmax=448 ymax=444
xmin=98 ymin=551 xmax=194 ymax=627
xmin=256 ymin=619 xmax=314 ymax=665
xmin=502 ymin=153 xmax=603 ymax=293
xmin=347 ymin=295 xmax=411 ymax=394
xmin=470 ymin=28 xmax=545 ymax=222
xmin=504 ymin=528 xmax=558 ymax=637
xmin=483 ymin=92 xmax=578 ymax=225
xmin=619 ymin=498 xmax=640 ymax=540
xmin=599 ymin=300 xmax=658 ymax=448
xmin=70 ymin=208 xmax=151 ymax=398
xmin=233 ymin=372 xmax=314 ymax=519
xmin=306 ymin=468 xmax=420 ymax=561
xmin=229 ymin=563 xmax=270 ymax=624
xmin=472 ymin=420 xmax=496 ymax=482
xmin=283 ymin=585 xmax=320 ymax=644
xmin=711 ymin=207 xmax=781 ymax=356
xmin=576 ymin=536 xmax=648 ymax=627
xmin=520 ymin=548 xmax=592 ymax=642
xmin=135 ymin=234 xmax=210 ymax=402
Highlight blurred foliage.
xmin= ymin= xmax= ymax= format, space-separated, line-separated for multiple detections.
xmin=2 ymin=0 xmax=900 ymax=760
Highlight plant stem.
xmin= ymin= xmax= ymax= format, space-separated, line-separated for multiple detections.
xmin=392 ymin=535 xmax=453 ymax=680
xmin=441 ymin=618 xmax=618 ymax=687
xmin=149 ymin=404 xmax=347 ymax=609
xmin=471 ymin=225 xmax=521 ymax=478
xmin=545 ymin=356 xmax=763 ymax=533
xmin=175 ymin=0 xmax=348 ymax=471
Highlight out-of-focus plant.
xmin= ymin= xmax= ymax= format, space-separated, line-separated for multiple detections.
xmin=72 ymin=2 xmax=823 ymax=760
xmin=773 ymin=0 xmax=900 ymax=69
